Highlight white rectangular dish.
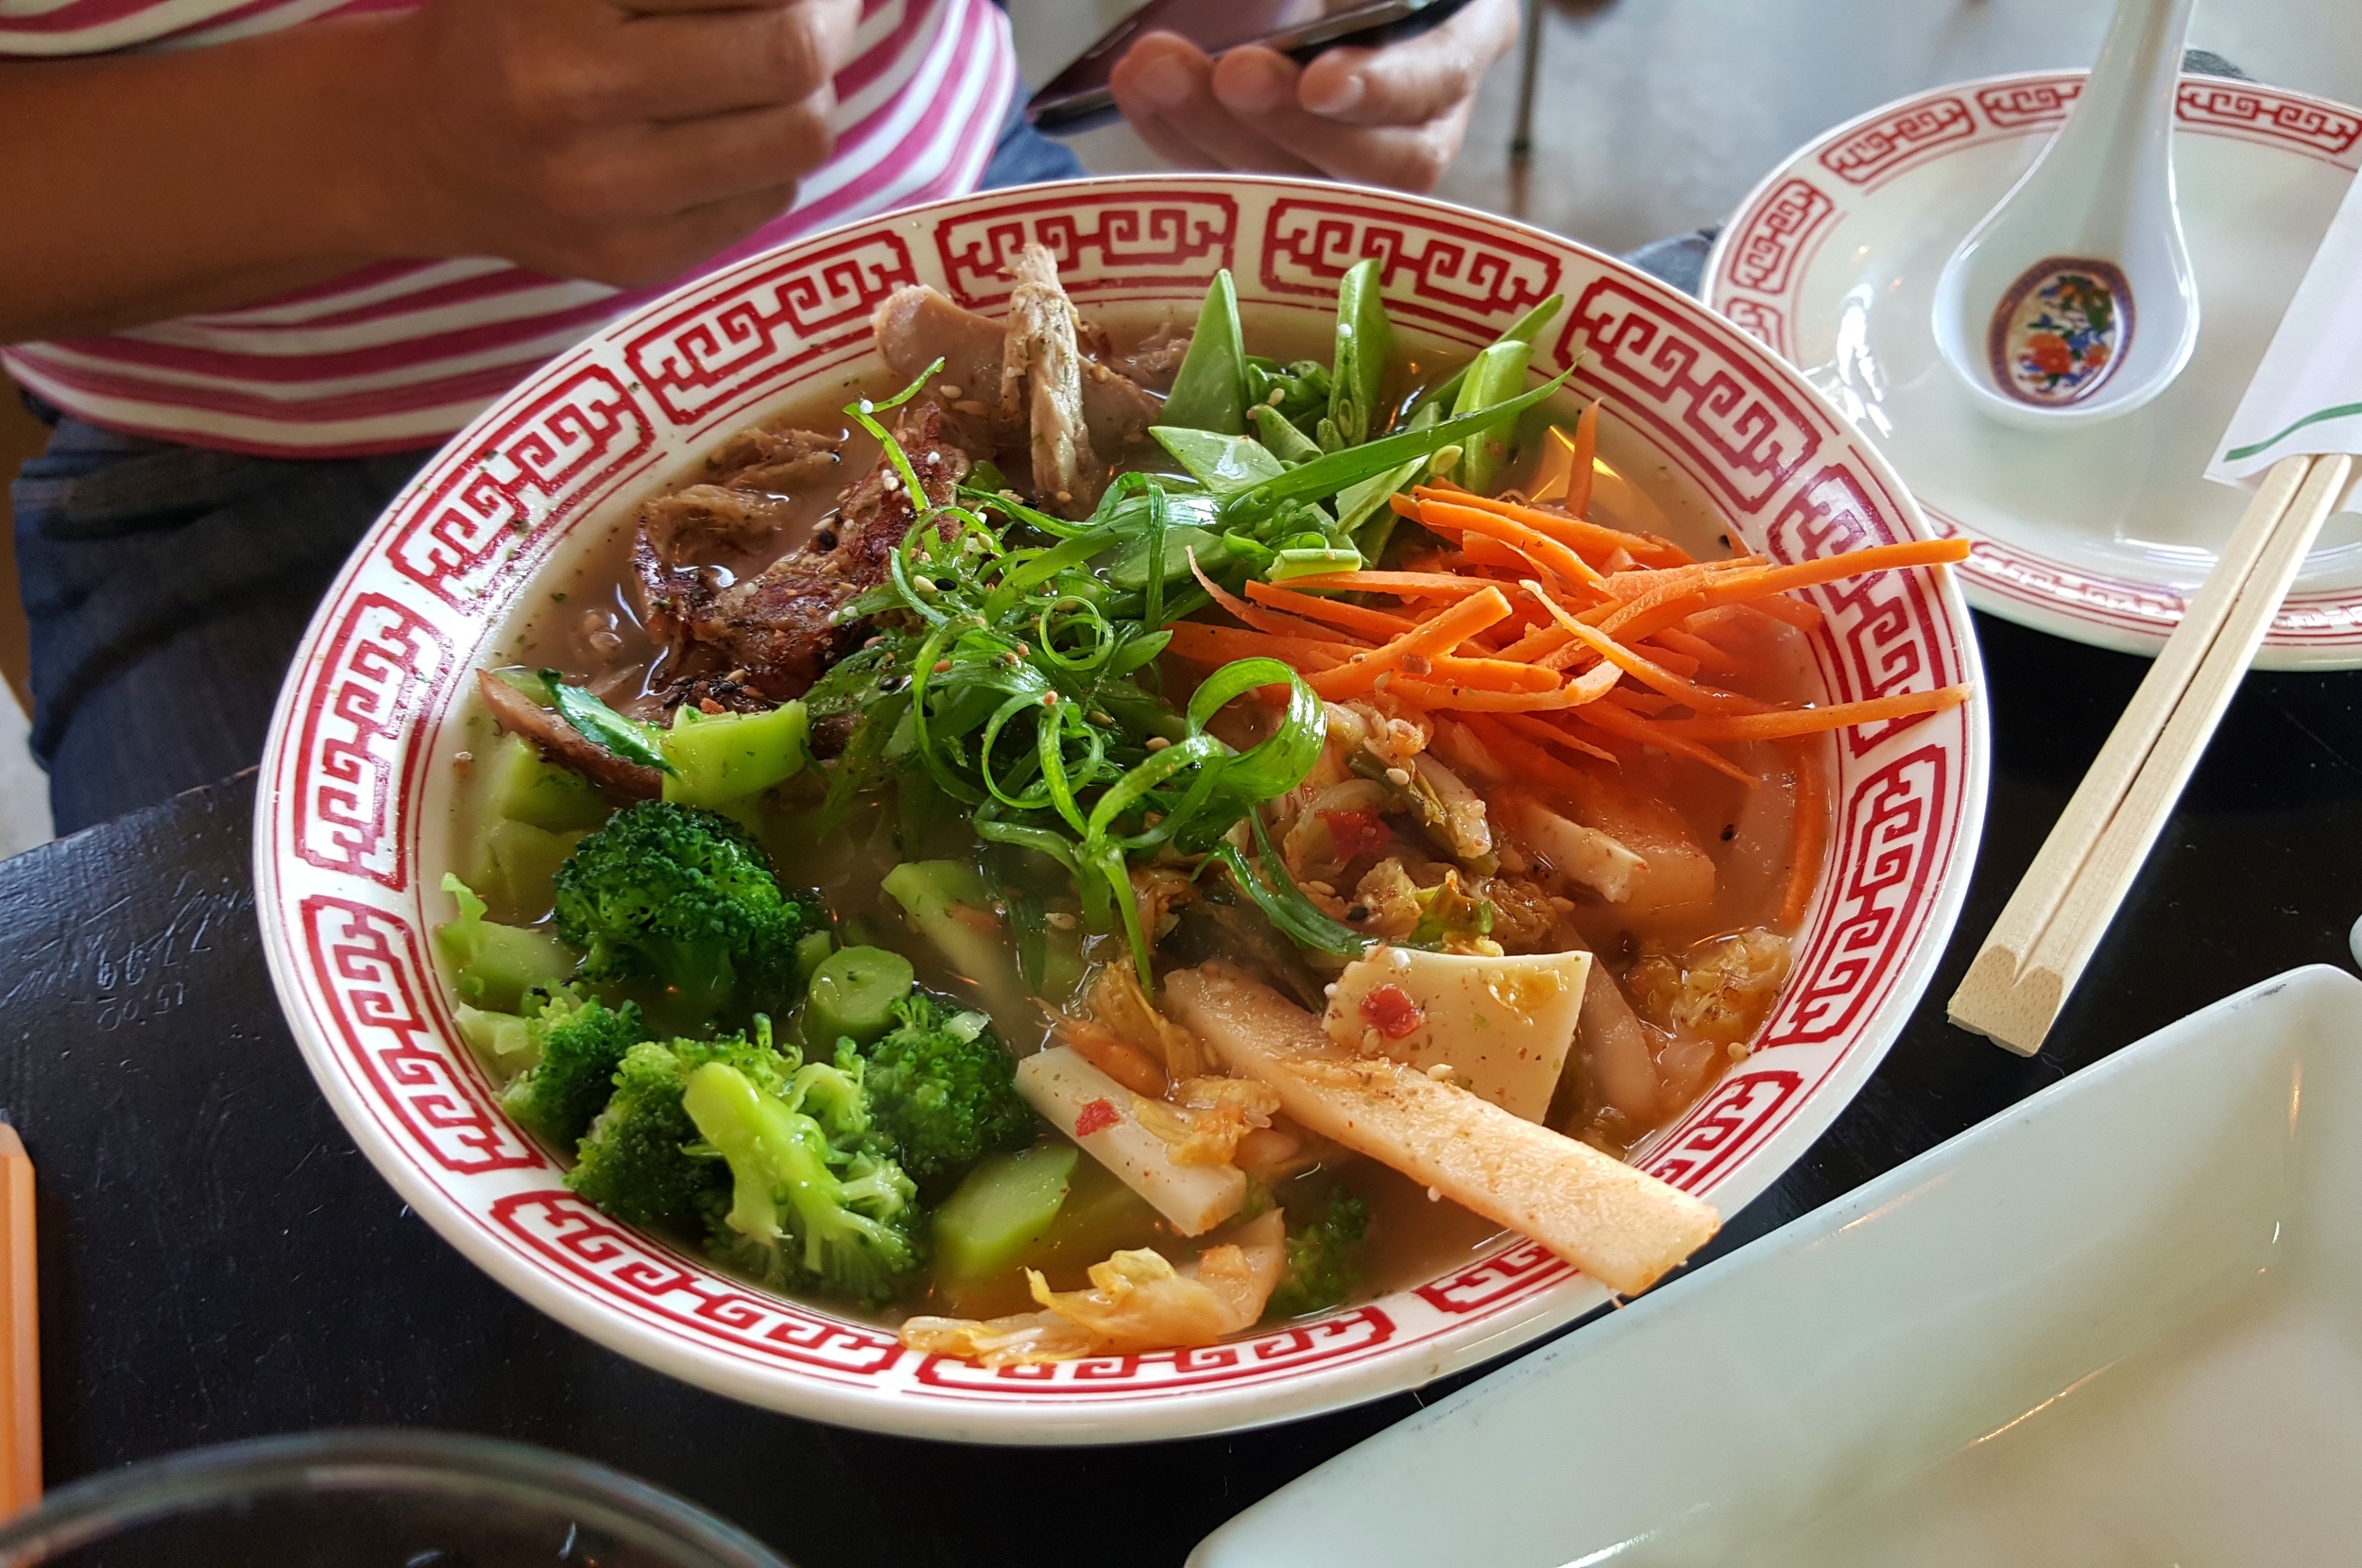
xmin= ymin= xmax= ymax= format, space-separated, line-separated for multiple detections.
xmin=1192 ymin=963 xmax=2362 ymax=1567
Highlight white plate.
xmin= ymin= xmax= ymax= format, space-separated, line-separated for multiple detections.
xmin=1192 ymin=963 xmax=2362 ymax=1566
xmin=1708 ymin=72 xmax=2362 ymax=667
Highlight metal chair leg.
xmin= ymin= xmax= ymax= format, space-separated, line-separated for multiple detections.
xmin=1511 ymin=0 xmax=1545 ymax=158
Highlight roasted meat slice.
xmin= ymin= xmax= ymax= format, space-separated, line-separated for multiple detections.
xmin=476 ymin=670 xmax=661 ymax=801
xmin=702 ymin=418 xmax=842 ymax=493
xmin=635 ymin=401 xmax=971 ymax=703
xmin=1001 ymin=243 xmax=1103 ymax=514
xmin=872 ymin=276 xmax=1165 ymax=490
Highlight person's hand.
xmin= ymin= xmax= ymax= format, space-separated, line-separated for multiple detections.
xmin=1106 ymin=0 xmax=1516 ymax=192
xmin=368 ymin=0 xmax=863 ymax=285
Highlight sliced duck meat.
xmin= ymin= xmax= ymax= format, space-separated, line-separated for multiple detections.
xmin=872 ymin=277 xmax=1167 ymax=496
xmin=1001 ymin=243 xmax=1103 ymax=515
xmin=636 ymin=401 xmax=970 ymax=704
xmin=476 ymin=669 xmax=661 ymax=801
xmin=702 ymin=419 xmax=842 ymax=493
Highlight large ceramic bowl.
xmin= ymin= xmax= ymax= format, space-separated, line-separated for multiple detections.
xmin=254 ymin=175 xmax=1989 ymax=1444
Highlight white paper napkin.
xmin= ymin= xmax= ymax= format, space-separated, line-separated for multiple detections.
xmin=2208 ymin=166 xmax=2362 ymax=506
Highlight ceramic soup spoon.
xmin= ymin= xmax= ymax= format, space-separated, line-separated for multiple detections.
xmin=1931 ymin=0 xmax=2199 ymax=430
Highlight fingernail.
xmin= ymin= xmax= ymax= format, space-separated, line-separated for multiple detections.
xmin=1303 ymin=73 xmax=1364 ymax=116
xmin=1136 ymin=56 xmax=1193 ymax=111
xmin=1217 ymin=53 xmax=1292 ymax=114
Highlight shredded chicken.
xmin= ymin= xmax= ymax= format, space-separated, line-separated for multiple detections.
xmin=899 ymin=1211 xmax=1287 ymax=1366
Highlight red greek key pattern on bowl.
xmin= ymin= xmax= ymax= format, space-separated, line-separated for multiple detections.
xmin=1818 ymin=96 xmax=1976 ymax=184
xmin=935 ymin=193 xmax=1237 ymax=309
xmin=391 ymin=366 xmax=655 ymax=611
xmin=1770 ymin=463 xmax=1960 ymax=757
xmin=914 ymin=1310 xmax=1395 ymax=1393
xmin=1261 ymin=197 xmax=1558 ymax=332
xmin=624 ymin=234 xmax=916 ymax=424
xmin=1977 ymin=77 xmax=2081 ymax=128
xmin=303 ymin=895 xmax=541 ymax=1174
xmin=1723 ymin=178 xmax=1835 ymax=295
xmin=2178 ymin=81 xmax=2362 ymax=156
xmin=1414 ymin=1240 xmax=1568 ymax=1314
xmin=1564 ymin=277 xmax=1823 ymax=514
xmin=1721 ymin=298 xmax=1789 ymax=357
xmin=490 ymin=1192 xmax=907 ymax=1375
xmin=291 ymin=593 xmax=451 ymax=890
xmin=1764 ymin=745 xmax=1953 ymax=1048
xmin=1644 ymin=1068 xmax=1808 ymax=1192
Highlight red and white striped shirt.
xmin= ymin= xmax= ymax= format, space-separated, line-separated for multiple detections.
xmin=0 ymin=0 xmax=1015 ymax=456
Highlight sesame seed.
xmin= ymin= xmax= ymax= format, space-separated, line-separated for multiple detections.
xmin=1385 ymin=766 xmax=1412 ymax=786
xmin=938 ymin=383 xmax=963 ymax=399
xmin=1427 ymin=1063 xmax=1454 ymax=1080
xmin=1426 ymin=1185 xmax=1443 ymax=1202
xmin=1145 ymin=736 xmax=1172 ymax=751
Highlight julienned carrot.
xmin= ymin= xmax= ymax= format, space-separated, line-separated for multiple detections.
xmin=1404 ymin=497 xmax=1608 ymax=588
xmin=1636 ymin=643 xmax=1701 ymax=678
xmin=1522 ymin=583 xmax=1769 ymax=716
xmin=1701 ymin=538 xmax=1972 ymax=607
xmin=1387 ymin=660 xmax=1620 ymax=711
xmin=1455 ymin=713 xmax=1597 ymax=797
xmin=1780 ymin=739 xmax=1827 ymax=929
xmin=1645 ymin=625 xmax=1740 ymax=677
xmin=1498 ymin=711 xmax=1618 ymax=765
xmin=1275 ymin=571 xmax=1496 ymax=600
xmin=1573 ymin=696 xmax=1759 ymax=785
xmin=1446 ymin=534 xmax=1536 ymax=574
xmin=1242 ymin=580 xmax=1419 ymax=639
xmin=1656 ymin=684 xmax=1972 ymax=741
xmin=1598 ymin=584 xmax=1714 ymax=640
xmin=1164 ymin=621 xmax=1356 ymax=671
xmin=1309 ymin=586 xmax=1515 ymax=699
xmin=1602 ymin=558 xmax=1764 ymax=603
xmin=1412 ymin=486 xmax=1689 ymax=569
xmin=1566 ymin=399 xmax=1600 ymax=520
xmin=1187 ymin=550 xmax=1365 ymax=643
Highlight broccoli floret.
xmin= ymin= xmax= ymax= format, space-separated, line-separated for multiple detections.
xmin=498 ymin=987 xmax=646 ymax=1150
xmin=566 ymin=1025 xmax=794 ymax=1229
xmin=1265 ymin=1189 xmax=1370 ymax=1320
xmin=552 ymin=801 xmax=824 ymax=1020
xmin=858 ymin=993 xmax=1037 ymax=1182
xmin=682 ymin=1060 xmax=923 ymax=1304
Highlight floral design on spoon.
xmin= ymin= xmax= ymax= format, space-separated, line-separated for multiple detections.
xmin=1987 ymin=258 xmax=2134 ymax=405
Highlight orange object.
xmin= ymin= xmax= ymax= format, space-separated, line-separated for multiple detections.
xmin=1306 ymin=586 xmax=1515 ymax=700
xmin=1407 ymin=497 xmax=1609 ymax=588
xmin=0 ymin=1120 xmax=37 ymax=1517
xmin=1780 ymin=741 xmax=1828 ymax=929
xmin=1566 ymin=400 xmax=1600 ymax=520
xmin=1411 ymin=485 xmax=1688 ymax=568
xmin=1241 ymin=581 xmax=1418 ymax=640
xmin=1655 ymin=685 xmax=1974 ymax=741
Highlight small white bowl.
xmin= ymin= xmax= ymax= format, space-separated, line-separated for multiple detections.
xmin=1195 ymin=964 xmax=2362 ymax=1565
xmin=254 ymin=175 xmax=1987 ymax=1443
xmin=1709 ymin=71 xmax=2362 ymax=666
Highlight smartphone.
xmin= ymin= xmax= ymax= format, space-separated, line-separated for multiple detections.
xmin=1026 ymin=0 xmax=1477 ymax=136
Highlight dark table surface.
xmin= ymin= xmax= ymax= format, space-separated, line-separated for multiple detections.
xmin=5 ymin=606 xmax=2361 ymax=1565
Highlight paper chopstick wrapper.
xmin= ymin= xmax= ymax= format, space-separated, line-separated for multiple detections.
xmin=2206 ymin=167 xmax=2362 ymax=507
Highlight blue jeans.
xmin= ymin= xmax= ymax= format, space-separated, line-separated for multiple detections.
xmin=10 ymin=105 xmax=1085 ymax=835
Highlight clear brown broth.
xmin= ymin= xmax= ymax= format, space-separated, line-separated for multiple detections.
xmin=458 ymin=321 xmax=1832 ymax=1325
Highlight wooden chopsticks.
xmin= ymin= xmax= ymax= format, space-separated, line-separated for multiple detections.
xmin=1950 ymin=451 xmax=2353 ymax=1053
xmin=0 ymin=1118 xmax=36 ymax=1517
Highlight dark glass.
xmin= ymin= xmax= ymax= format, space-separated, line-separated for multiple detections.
xmin=0 ymin=1432 xmax=790 ymax=1568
